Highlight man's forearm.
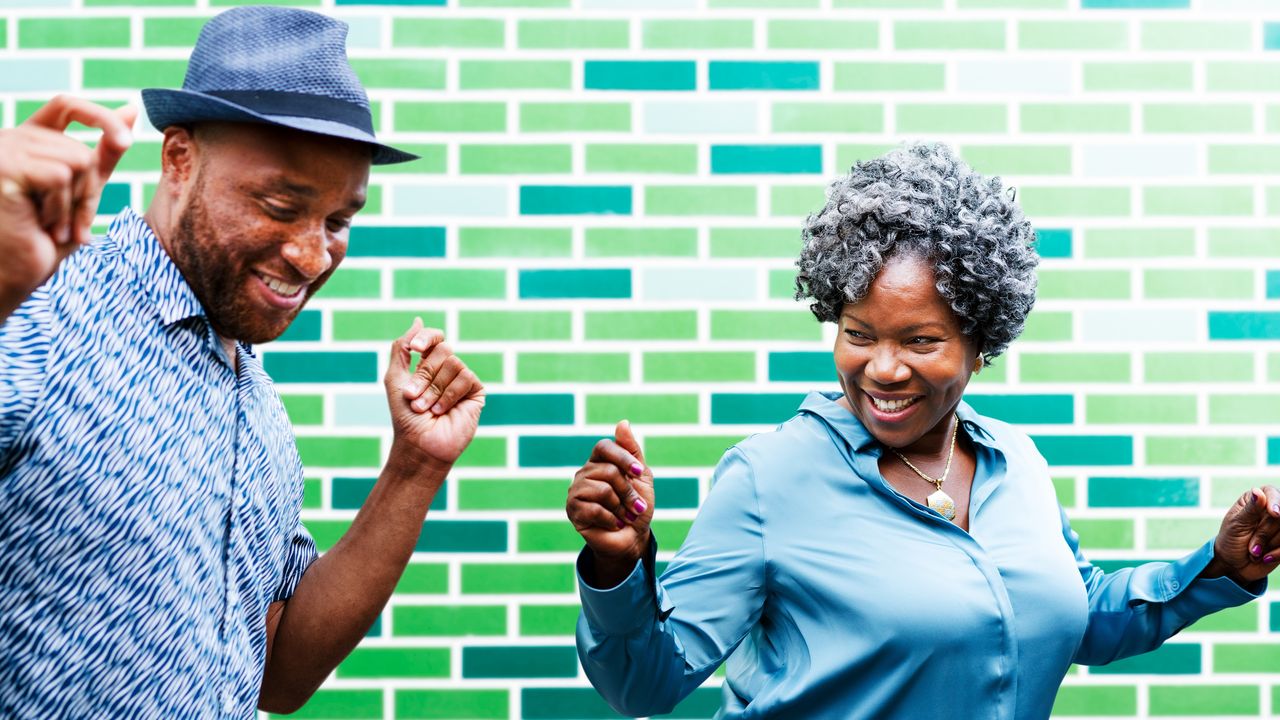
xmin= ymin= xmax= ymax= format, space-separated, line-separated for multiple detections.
xmin=258 ymin=440 xmax=448 ymax=712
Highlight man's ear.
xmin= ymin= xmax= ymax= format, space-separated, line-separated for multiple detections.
xmin=159 ymin=125 xmax=198 ymax=185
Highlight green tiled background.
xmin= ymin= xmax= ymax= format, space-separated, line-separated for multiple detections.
xmin=10 ymin=0 xmax=1280 ymax=717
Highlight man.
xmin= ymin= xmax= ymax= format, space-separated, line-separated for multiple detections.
xmin=0 ymin=7 xmax=483 ymax=717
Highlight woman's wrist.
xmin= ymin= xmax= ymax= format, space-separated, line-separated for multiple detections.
xmin=587 ymin=532 xmax=651 ymax=588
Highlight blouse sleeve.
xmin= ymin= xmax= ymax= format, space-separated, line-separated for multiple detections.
xmin=1066 ymin=506 xmax=1264 ymax=665
xmin=574 ymin=447 xmax=767 ymax=718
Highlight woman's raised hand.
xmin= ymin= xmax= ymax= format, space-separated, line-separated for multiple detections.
xmin=1206 ymin=486 xmax=1280 ymax=585
xmin=566 ymin=420 xmax=655 ymax=584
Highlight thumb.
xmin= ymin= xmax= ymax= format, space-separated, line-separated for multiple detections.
xmin=614 ymin=419 xmax=646 ymax=467
xmin=385 ymin=317 xmax=424 ymax=388
xmin=1232 ymin=488 xmax=1269 ymax=528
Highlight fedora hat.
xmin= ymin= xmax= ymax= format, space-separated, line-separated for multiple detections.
xmin=141 ymin=6 xmax=415 ymax=165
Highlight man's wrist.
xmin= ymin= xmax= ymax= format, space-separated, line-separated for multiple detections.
xmin=384 ymin=438 xmax=452 ymax=484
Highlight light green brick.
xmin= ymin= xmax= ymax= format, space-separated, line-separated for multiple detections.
xmin=645 ymin=186 xmax=757 ymax=217
xmin=459 ymin=227 xmax=572 ymax=258
xmin=1144 ymin=187 xmax=1253 ymax=217
xmin=370 ymin=144 xmax=446 ymax=175
xmin=834 ymin=63 xmax=945 ymax=92
xmin=351 ymin=60 xmax=445 ymax=90
xmin=1268 ymin=106 xmax=1280 ymax=134
xmin=460 ymin=61 xmax=571 ymax=90
xmin=518 ymin=20 xmax=629 ymax=49
xmin=1265 ymin=187 xmax=1280 ymax=217
xmin=1070 ymin=518 xmax=1134 ymax=550
xmin=460 ymin=144 xmax=572 ymax=174
xmin=894 ymin=21 xmax=1005 ymax=51
xmin=1144 ymin=269 xmax=1253 ymax=299
xmin=455 ymin=437 xmax=507 ymax=468
xmin=459 ymin=353 xmax=504 ymax=385
xmin=1021 ymin=104 xmax=1130 ymax=134
xmin=1051 ymin=685 xmax=1137 ymax=716
xmin=1149 ymin=685 xmax=1259 ymax=716
xmin=1187 ymin=604 xmax=1257 ymax=633
xmin=461 ymin=0 xmax=569 ymax=7
xmin=1146 ymin=436 xmax=1255 ymax=466
xmin=1018 ymin=21 xmax=1126 ymax=51
xmin=83 ymin=59 xmax=185 ymax=88
xmin=461 ymin=564 xmax=574 ymax=594
xmin=586 ymin=311 xmax=698 ymax=340
xmin=897 ymin=104 xmax=1007 ymax=134
xmin=1084 ymin=228 xmax=1195 ymax=259
xmin=586 ymin=144 xmax=697 ymax=174
xmin=711 ymin=310 xmax=820 ymax=341
xmin=517 ymin=353 xmax=629 ymax=382
xmin=1145 ymin=104 xmax=1253 ymax=134
xmin=1036 ymin=270 xmax=1130 ymax=300
xmin=961 ymin=0 xmax=1064 ymax=6
xmin=772 ymin=102 xmax=883 ymax=133
xmin=521 ymin=103 xmax=631 ymax=133
xmin=1146 ymin=353 xmax=1254 ymax=383
xmin=393 ymin=19 xmax=504 ymax=48
xmin=768 ymin=20 xmax=877 ymax=49
xmin=1142 ymin=21 xmax=1251 ymax=51
xmin=332 ymin=311 xmax=447 ymax=342
xmin=20 ymin=18 xmax=131 ymax=48
xmin=771 ymin=185 xmax=826 ymax=217
xmin=584 ymin=228 xmax=698 ymax=258
xmin=460 ymin=312 xmax=571 ymax=342
xmin=961 ymin=144 xmax=1072 ymax=176
xmin=142 ymin=17 xmax=206 ymax=47
xmin=1085 ymin=395 xmax=1197 ymax=425
xmin=1209 ymin=395 xmax=1280 ymax=425
xmin=1209 ymin=228 xmax=1280 ymax=257
xmin=1210 ymin=477 xmax=1280 ymax=508
xmin=769 ymin=269 xmax=796 ymax=298
xmin=396 ymin=102 xmax=505 ymax=133
xmin=644 ymin=352 xmax=756 ymax=383
xmin=586 ymin=393 xmax=701 ymax=425
xmin=710 ymin=227 xmax=799 ymax=258
xmin=644 ymin=20 xmax=754 ymax=49
xmin=457 ymin=479 xmax=567 ymax=511
xmin=395 ymin=564 xmax=449 ymax=595
xmin=837 ymin=0 xmax=940 ymax=6
xmin=1020 ymin=187 xmax=1131 ymax=218
xmin=647 ymin=437 xmax=743 ymax=467
xmin=1084 ymin=63 xmax=1193 ymax=92
xmin=1211 ymin=145 xmax=1280 ymax=174
xmin=393 ymin=269 xmax=505 ymax=299
xmin=1207 ymin=62 xmax=1280 ymax=92
xmin=837 ymin=144 xmax=901 ymax=168
xmin=711 ymin=0 xmax=820 ymax=6
xmin=1266 ymin=354 xmax=1280 ymax=382
xmin=1020 ymin=311 xmax=1073 ymax=342
xmin=1020 ymin=353 xmax=1130 ymax=383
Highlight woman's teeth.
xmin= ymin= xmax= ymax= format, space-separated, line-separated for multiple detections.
xmin=259 ymin=273 xmax=303 ymax=297
xmin=871 ymin=396 xmax=918 ymax=413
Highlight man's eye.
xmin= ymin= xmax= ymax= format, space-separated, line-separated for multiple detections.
xmin=326 ymin=219 xmax=351 ymax=233
xmin=264 ymin=203 xmax=298 ymax=220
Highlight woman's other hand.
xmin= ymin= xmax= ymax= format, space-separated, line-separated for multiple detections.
xmin=567 ymin=420 xmax=655 ymax=586
xmin=1206 ymin=486 xmax=1280 ymax=585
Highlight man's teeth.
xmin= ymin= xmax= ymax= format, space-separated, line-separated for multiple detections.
xmin=872 ymin=396 xmax=917 ymax=413
xmin=260 ymin=274 xmax=303 ymax=297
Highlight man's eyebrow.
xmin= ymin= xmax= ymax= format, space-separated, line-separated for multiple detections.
xmin=264 ymin=178 xmax=319 ymax=198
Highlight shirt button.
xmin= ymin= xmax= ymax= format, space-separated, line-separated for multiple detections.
xmin=1170 ymin=579 xmax=1180 ymax=591
xmin=222 ymin=688 xmax=236 ymax=715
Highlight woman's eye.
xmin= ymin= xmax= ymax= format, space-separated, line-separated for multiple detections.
xmin=844 ymin=329 xmax=869 ymax=340
xmin=909 ymin=337 xmax=938 ymax=345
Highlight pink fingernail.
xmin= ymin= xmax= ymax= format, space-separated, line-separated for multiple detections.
xmin=1252 ymin=544 xmax=1262 ymax=557
xmin=615 ymin=518 xmax=626 ymax=530
xmin=1271 ymin=503 xmax=1279 ymax=515
xmin=633 ymin=499 xmax=647 ymax=514
xmin=625 ymin=510 xmax=637 ymax=521
xmin=630 ymin=463 xmax=643 ymax=476
xmin=431 ymin=403 xmax=444 ymax=415
xmin=1266 ymin=555 xmax=1276 ymax=564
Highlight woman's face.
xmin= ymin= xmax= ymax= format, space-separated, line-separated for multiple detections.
xmin=834 ymin=253 xmax=980 ymax=451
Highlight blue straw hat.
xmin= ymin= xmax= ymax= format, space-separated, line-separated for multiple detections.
xmin=141 ymin=6 xmax=414 ymax=165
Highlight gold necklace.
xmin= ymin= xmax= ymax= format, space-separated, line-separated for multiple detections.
xmin=890 ymin=414 xmax=960 ymax=521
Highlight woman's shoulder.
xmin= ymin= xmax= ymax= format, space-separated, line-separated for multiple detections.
xmin=729 ymin=408 xmax=847 ymax=472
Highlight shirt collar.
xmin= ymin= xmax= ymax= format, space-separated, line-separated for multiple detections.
xmin=798 ymin=390 xmax=1000 ymax=454
xmin=111 ymin=207 xmax=206 ymax=327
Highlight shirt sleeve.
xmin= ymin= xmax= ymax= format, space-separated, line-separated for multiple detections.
xmin=1067 ymin=506 xmax=1264 ymax=665
xmin=575 ymin=447 xmax=767 ymax=718
xmin=0 ymin=291 xmax=52 ymax=461
xmin=271 ymin=520 xmax=319 ymax=603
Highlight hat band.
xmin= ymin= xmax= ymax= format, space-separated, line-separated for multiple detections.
xmin=204 ymin=89 xmax=374 ymax=135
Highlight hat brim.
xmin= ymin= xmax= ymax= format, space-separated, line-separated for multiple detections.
xmin=141 ymin=87 xmax=416 ymax=166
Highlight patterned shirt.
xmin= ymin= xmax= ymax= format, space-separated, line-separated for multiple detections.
xmin=0 ymin=208 xmax=317 ymax=719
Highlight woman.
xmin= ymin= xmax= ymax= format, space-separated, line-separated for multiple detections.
xmin=565 ymin=143 xmax=1279 ymax=720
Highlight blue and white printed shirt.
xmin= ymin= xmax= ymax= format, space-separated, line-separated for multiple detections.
xmin=0 ymin=208 xmax=317 ymax=719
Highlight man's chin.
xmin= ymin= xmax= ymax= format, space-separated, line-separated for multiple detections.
xmin=209 ymin=310 xmax=298 ymax=346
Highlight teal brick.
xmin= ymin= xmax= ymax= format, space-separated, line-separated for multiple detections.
xmin=1034 ymin=228 xmax=1074 ymax=258
xmin=964 ymin=394 xmax=1074 ymax=424
xmin=709 ymin=61 xmax=820 ymax=90
xmin=519 ymin=435 xmax=610 ymax=467
xmin=711 ymin=393 xmax=807 ymax=424
xmin=263 ymin=352 xmax=378 ymax=384
xmin=463 ymin=646 xmax=577 ymax=679
xmin=519 ymin=269 xmax=631 ymax=299
xmin=768 ymin=352 xmax=833 ymax=382
xmin=520 ymin=689 xmax=624 ymax=719
xmin=585 ymin=61 xmax=696 ymax=91
xmin=1087 ymin=477 xmax=1199 ymax=508
xmin=1031 ymin=436 xmax=1133 ymax=466
xmin=480 ymin=394 xmax=575 ymax=426
xmin=348 ymin=226 xmax=445 ymax=257
xmin=711 ymin=145 xmax=823 ymax=174
xmin=416 ymin=520 xmax=507 ymax=553
xmin=1210 ymin=312 xmax=1280 ymax=340
xmin=520 ymin=186 xmax=632 ymax=215
xmin=1091 ymin=643 xmax=1201 ymax=674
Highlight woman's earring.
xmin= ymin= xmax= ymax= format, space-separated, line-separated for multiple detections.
xmin=973 ymin=358 xmax=982 ymax=373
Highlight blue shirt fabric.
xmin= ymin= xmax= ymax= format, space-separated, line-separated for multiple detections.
xmin=576 ymin=391 xmax=1262 ymax=720
xmin=0 ymin=209 xmax=317 ymax=719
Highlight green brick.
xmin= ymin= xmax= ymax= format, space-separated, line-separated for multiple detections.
xmin=283 ymin=689 xmax=383 ymax=720
xmin=838 ymin=0 xmax=940 ymax=5
xmin=647 ymin=436 xmax=742 ymax=467
xmin=460 ymin=311 xmax=571 ymax=342
xmin=833 ymin=62 xmax=945 ymax=92
xmin=464 ymin=646 xmax=578 ymax=679
xmin=1087 ymin=476 xmax=1198 ymax=508
xmin=644 ymin=352 xmax=756 ymax=383
xmin=960 ymin=0 xmax=1064 ymax=6
xmin=1084 ymin=228 xmax=1195 ymax=258
xmin=586 ymin=394 xmax=700 ymax=425
xmin=520 ymin=605 xmax=579 ymax=636
xmin=1265 ymin=354 xmax=1280 ymax=381
xmin=296 ymin=437 xmax=380 ymax=467
xmin=395 ymin=563 xmax=450 ymax=594
xmin=1217 ymin=646 xmax=1280 ymax=674
xmin=21 ymin=18 xmax=131 ymax=48
xmin=393 ymin=19 xmax=505 ymax=48
xmin=1209 ymin=477 xmax=1271 ymax=509
xmin=1020 ymin=353 xmax=1130 ymax=383
xmin=331 ymin=311 xmax=447 ymax=342
xmin=1069 ymin=518 xmax=1134 ymax=550
xmin=521 ymin=103 xmax=631 ymax=133
xmin=1208 ymin=62 xmax=1280 ymax=92
xmin=1145 ymin=269 xmax=1253 ymax=299
xmin=1146 ymin=436 xmax=1255 ymax=466
xmin=771 ymin=185 xmax=826 ymax=217
xmin=460 ymin=353 xmax=504 ymax=385
xmin=1144 ymin=103 xmax=1252 ymax=133
xmin=897 ymin=104 xmax=1007 ymax=133
xmin=517 ymin=521 xmax=585 ymax=552
xmin=1146 ymin=518 xmax=1219 ymax=550
xmin=282 ymin=394 xmax=324 ymax=426
xmin=1187 ymin=604 xmax=1256 ymax=633
xmin=461 ymin=0 xmax=568 ymax=6
xmin=1021 ymin=103 xmax=1130 ymax=133
xmin=456 ymin=437 xmax=508 ymax=469
xmin=1210 ymin=395 xmax=1280 ymax=424
xmin=302 ymin=478 xmax=321 ymax=509
xmin=836 ymin=144 xmax=901 ymax=168
xmin=644 ymin=19 xmax=755 ymax=49
xmin=710 ymin=310 xmax=820 ymax=341
xmin=1149 ymin=685 xmax=1259 ymax=716
xmin=1085 ymin=395 xmax=1197 ymax=425
xmin=1147 ymin=353 xmax=1253 ymax=383
xmin=396 ymin=689 xmax=509 ymax=720
xmin=460 ymin=144 xmax=572 ymax=174
xmin=772 ymin=102 xmax=884 ymax=133
xmin=1051 ymin=685 xmax=1137 ymax=716
xmin=370 ymin=144 xmax=445 ymax=175
xmin=1143 ymin=21 xmax=1250 ymax=51
xmin=396 ymin=102 xmax=505 ymax=132
xmin=768 ymin=20 xmax=878 ymax=49
xmin=1020 ymin=311 xmax=1073 ymax=342
xmin=393 ymin=269 xmax=505 ymax=299
xmin=352 ymin=60 xmax=445 ymax=90
xmin=584 ymin=228 xmax=698 ymax=258
xmin=1018 ymin=21 xmax=1126 ymax=50
xmin=895 ymin=21 xmax=1004 ymax=50
xmin=1209 ymin=227 xmax=1280 ymax=257
xmin=1210 ymin=145 xmax=1280 ymax=174
xmin=457 ymin=479 xmax=568 ymax=511
xmin=1145 ymin=187 xmax=1253 ymax=217
xmin=462 ymin=564 xmax=575 ymax=594
xmin=83 ymin=59 xmax=185 ymax=88
xmin=586 ymin=144 xmax=697 ymax=174
xmin=711 ymin=0 xmax=820 ymax=6
xmin=305 ymin=521 xmax=350 ymax=551
xmin=517 ymin=353 xmax=630 ymax=382
xmin=1053 ymin=476 xmax=1076 ymax=508
xmin=459 ymin=227 xmax=572 ymax=258
xmin=518 ymin=20 xmax=629 ymax=49
xmin=142 ymin=17 xmax=205 ymax=47
xmin=460 ymin=61 xmax=572 ymax=90
xmin=1037 ymin=270 xmax=1130 ymax=300
xmin=710 ymin=227 xmax=799 ymax=258
xmin=1020 ymin=187 xmax=1131 ymax=218
xmin=338 ymin=647 xmax=449 ymax=679
xmin=1083 ymin=63 xmax=1192 ymax=92
xmin=585 ymin=310 xmax=698 ymax=340
xmin=392 ymin=605 xmax=506 ymax=637
xmin=962 ymin=144 xmax=1072 ymax=176
xmin=316 ymin=269 xmax=381 ymax=299
xmin=645 ymin=186 xmax=757 ymax=216
xmin=769 ymin=269 xmax=797 ymax=299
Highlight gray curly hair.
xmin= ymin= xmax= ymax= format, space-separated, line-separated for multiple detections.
xmin=795 ymin=142 xmax=1039 ymax=366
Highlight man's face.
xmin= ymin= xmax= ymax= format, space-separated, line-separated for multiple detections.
xmin=166 ymin=122 xmax=370 ymax=345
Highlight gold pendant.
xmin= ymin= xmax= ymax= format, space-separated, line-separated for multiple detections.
xmin=927 ymin=489 xmax=957 ymax=521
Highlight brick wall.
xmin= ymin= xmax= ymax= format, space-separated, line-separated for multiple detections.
xmin=5 ymin=0 xmax=1280 ymax=717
